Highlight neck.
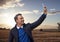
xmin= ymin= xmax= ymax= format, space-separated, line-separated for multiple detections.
xmin=17 ymin=24 xmax=23 ymax=27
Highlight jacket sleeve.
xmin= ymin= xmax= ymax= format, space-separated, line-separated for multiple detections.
xmin=30 ymin=14 xmax=47 ymax=30
xmin=8 ymin=30 xmax=14 ymax=42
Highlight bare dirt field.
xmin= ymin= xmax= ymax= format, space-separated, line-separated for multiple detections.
xmin=0 ymin=29 xmax=60 ymax=42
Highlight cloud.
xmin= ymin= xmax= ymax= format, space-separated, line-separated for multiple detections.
xmin=17 ymin=3 xmax=24 ymax=7
xmin=18 ymin=10 xmax=60 ymax=15
xmin=0 ymin=0 xmax=10 ymax=6
xmin=45 ymin=8 xmax=60 ymax=15
xmin=0 ymin=0 xmax=24 ymax=9
xmin=33 ymin=10 xmax=39 ymax=14
xmin=16 ymin=10 xmax=40 ymax=14
xmin=19 ymin=11 xmax=33 ymax=14
xmin=48 ymin=11 xmax=60 ymax=15
xmin=50 ymin=8 xmax=56 ymax=11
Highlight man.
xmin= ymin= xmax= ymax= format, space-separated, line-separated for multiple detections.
xmin=8 ymin=6 xmax=47 ymax=42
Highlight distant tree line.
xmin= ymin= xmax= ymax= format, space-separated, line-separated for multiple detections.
xmin=0 ymin=28 xmax=6 ymax=30
xmin=39 ymin=22 xmax=60 ymax=32
xmin=57 ymin=23 xmax=60 ymax=31
xmin=0 ymin=28 xmax=10 ymax=30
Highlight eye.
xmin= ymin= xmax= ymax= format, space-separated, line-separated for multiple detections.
xmin=20 ymin=17 xmax=23 ymax=19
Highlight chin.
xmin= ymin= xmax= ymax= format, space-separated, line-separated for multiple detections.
xmin=22 ymin=22 xmax=24 ymax=24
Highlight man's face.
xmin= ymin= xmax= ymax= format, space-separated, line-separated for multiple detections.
xmin=16 ymin=15 xmax=24 ymax=25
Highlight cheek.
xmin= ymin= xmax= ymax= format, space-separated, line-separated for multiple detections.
xmin=17 ymin=19 xmax=21 ymax=22
xmin=19 ymin=19 xmax=21 ymax=22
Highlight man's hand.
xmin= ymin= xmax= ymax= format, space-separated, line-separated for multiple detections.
xmin=43 ymin=6 xmax=47 ymax=14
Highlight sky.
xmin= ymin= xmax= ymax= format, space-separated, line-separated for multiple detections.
xmin=0 ymin=0 xmax=60 ymax=29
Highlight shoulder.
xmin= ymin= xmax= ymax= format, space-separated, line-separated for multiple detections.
xmin=24 ymin=23 xmax=31 ymax=26
xmin=10 ymin=27 xmax=16 ymax=32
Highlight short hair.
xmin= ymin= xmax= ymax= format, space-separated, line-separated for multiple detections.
xmin=14 ymin=13 xmax=22 ymax=21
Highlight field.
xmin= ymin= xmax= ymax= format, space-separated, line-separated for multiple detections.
xmin=0 ymin=29 xmax=60 ymax=42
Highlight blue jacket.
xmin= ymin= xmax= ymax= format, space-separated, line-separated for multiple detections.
xmin=8 ymin=14 xmax=47 ymax=42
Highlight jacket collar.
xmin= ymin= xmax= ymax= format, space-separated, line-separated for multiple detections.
xmin=14 ymin=23 xmax=25 ymax=29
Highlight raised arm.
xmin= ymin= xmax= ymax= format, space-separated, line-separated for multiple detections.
xmin=30 ymin=6 xmax=47 ymax=30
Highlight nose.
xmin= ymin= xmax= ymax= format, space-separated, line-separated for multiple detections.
xmin=22 ymin=18 xmax=24 ymax=21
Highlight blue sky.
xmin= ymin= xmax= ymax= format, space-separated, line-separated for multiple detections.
xmin=0 ymin=0 xmax=60 ymax=29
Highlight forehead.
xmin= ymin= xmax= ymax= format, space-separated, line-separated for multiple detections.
xmin=17 ymin=15 xmax=23 ymax=18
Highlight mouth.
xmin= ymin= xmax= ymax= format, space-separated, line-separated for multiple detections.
xmin=21 ymin=20 xmax=24 ymax=23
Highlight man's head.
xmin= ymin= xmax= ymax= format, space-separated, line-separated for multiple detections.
xmin=14 ymin=13 xmax=24 ymax=25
